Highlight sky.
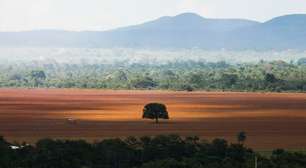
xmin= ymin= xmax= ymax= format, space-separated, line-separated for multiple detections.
xmin=0 ymin=0 xmax=306 ymax=31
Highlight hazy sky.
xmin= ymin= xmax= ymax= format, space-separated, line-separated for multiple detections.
xmin=0 ymin=0 xmax=306 ymax=31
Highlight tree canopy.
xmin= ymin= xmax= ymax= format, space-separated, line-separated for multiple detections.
xmin=1 ymin=60 xmax=306 ymax=92
xmin=143 ymin=103 xmax=169 ymax=123
xmin=237 ymin=131 xmax=247 ymax=145
xmin=0 ymin=135 xmax=305 ymax=168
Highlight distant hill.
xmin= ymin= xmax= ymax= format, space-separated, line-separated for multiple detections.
xmin=0 ymin=13 xmax=305 ymax=50
xmin=228 ymin=14 xmax=306 ymax=50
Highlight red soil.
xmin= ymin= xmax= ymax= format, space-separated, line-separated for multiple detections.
xmin=0 ymin=89 xmax=306 ymax=149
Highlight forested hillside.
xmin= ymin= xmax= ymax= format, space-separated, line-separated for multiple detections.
xmin=0 ymin=13 xmax=306 ymax=49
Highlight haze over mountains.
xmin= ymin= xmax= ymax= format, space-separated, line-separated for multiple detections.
xmin=0 ymin=13 xmax=305 ymax=50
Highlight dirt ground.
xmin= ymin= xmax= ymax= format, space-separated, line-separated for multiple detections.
xmin=0 ymin=88 xmax=306 ymax=150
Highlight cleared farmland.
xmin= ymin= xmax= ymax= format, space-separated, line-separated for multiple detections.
xmin=0 ymin=89 xmax=306 ymax=150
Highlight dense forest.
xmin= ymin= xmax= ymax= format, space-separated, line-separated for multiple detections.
xmin=0 ymin=134 xmax=305 ymax=168
xmin=1 ymin=58 xmax=306 ymax=92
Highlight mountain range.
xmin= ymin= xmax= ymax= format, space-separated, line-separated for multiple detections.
xmin=0 ymin=13 xmax=306 ymax=50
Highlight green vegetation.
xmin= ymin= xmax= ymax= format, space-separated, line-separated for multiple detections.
xmin=1 ymin=135 xmax=306 ymax=168
xmin=142 ymin=103 xmax=169 ymax=123
xmin=1 ymin=59 xmax=306 ymax=92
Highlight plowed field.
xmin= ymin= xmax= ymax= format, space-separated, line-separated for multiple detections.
xmin=0 ymin=89 xmax=306 ymax=149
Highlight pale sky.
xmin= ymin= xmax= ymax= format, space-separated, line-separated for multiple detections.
xmin=0 ymin=0 xmax=306 ymax=31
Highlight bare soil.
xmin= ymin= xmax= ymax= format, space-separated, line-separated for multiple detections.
xmin=0 ymin=89 xmax=306 ymax=150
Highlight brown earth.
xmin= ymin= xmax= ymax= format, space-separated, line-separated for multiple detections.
xmin=0 ymin=88 xmax=306 ymax=150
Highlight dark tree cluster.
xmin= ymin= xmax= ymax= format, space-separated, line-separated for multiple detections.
xmin=0 ymin=135 xmax=305 ymax=168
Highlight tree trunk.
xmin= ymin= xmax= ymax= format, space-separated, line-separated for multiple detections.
xmin=155 ymin=117 xmax=159 ymax=124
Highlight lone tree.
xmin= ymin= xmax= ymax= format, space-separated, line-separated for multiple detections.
xmin=237 ymin=131 xmax=247 ymax=145
xmin=142 ymin=103 xmax=169 ymax=123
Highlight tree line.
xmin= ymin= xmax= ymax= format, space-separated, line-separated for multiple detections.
xmin=1 ymin=59 xmax=306 ymax=92
xmin=0 ymin=134 xmax=305 ymax=168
